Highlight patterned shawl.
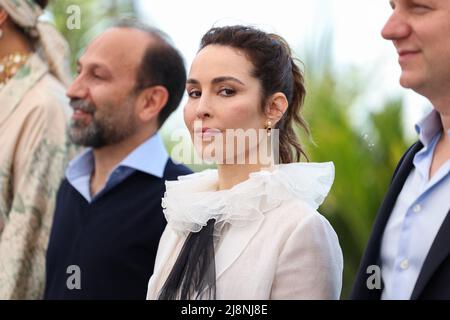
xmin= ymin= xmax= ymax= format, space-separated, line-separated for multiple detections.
xmin=0 ymin=0 xmax=71 ymax=86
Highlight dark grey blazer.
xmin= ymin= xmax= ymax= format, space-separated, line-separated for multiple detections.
xmin=351 ymin=142 xmax=450 ymax=300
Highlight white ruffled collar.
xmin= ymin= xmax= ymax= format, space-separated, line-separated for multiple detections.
xmin=162 ymin=162 xmax=334 ymax=236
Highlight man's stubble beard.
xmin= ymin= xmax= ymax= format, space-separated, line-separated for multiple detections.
xmin=69 ymin=95 xmax=139 ymax=148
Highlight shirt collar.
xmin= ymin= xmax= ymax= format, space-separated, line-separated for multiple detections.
xmin=66 ymin=132 xmax=169 ymax=181
xmin=120 ymin=132 xmax=168 ymax=178
xmin=415 ymin=110 xmax=444 ymax=146
xmin=66 ymin=148 xmax=94 ymax=182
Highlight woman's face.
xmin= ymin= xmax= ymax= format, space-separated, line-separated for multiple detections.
xmin=184 ymin=45 xmax=268 ymax=164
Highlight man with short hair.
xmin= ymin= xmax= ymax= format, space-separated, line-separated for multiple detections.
xmin=44 ymin=20 xmax=191 ymax=299
xmin=352 ymin=0 xmax=450 ymax=299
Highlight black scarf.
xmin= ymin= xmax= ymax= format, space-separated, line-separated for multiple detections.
xmin=158 ymin=219 xmax=216 ymax=300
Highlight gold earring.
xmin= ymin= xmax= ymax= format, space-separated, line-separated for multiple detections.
xmin=0 ymin=28 xmax=3 ymax=39
xmin=266 ymin=120 xmax=272 ymax=137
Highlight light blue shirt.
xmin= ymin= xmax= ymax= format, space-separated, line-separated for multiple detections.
xmin=380 ymin=110 xmax=450 ymax=300
xmin=66 ymin=133 xmax=169 ymax=203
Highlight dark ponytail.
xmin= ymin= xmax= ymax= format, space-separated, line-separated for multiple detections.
xmin=35 ymin=0 xmax=49 ymax=9
xmin=200 ymin=25 xmax=310 ymax=163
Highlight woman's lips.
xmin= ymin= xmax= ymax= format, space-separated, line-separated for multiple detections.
xmin=194 ymin=128 xmax=222 ymax=139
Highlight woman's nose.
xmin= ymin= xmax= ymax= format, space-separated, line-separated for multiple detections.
xmin=195 ymin=95 xmax=212 ymax=119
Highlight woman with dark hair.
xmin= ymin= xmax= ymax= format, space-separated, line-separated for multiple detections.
xmin=0 ymin=0 xmax=75 ymax=299
xmin=147 ymin=25 xmax=343 ymax=300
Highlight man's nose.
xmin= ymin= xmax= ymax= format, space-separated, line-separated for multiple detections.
xmin=381 ymin=11 xmax=411 ymax=41
xmin=66 ymin=74 xmax=88 ymax=100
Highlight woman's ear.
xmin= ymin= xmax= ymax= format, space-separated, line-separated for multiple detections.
xmin=0 ymin=9 xmax=9 ymax=26
xmin=264 ymin=92 xmax=288 ymax=124
xmin=136 ymin=85 xmax=169 ymax=123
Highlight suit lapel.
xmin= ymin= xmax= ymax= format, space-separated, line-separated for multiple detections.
xmin=352 ymin=142 xmax=421 ymax=299
xmin=411 ymin=208 xmax=450 ymax=299
xmin=354 ymin=142 xmax=421 ymax=299
xmin=370 ymin=142 xmax=423 ymax=256
xmin=376 ymin=140 xmax=450 ymax=299
xmin=153 ymin=216 xmax=265 ymax=296
xmin=214 ymin=216 xmax=265 ymax=280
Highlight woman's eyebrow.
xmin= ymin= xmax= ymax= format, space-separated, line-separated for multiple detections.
xmin=186 ymin=77 xmax=245 ymax=86
xmin=211 ymin=76 xmax=245 ymax=86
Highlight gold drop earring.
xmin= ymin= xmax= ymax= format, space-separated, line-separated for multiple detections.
xmin=265 ymin=120 xmax=272 ymax=137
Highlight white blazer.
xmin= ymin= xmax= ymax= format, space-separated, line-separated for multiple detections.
xmin=147 ymin=162 xmax=343 ymax=299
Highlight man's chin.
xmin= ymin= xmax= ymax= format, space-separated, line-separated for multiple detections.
xmin=70 ymin=116 xmax=93 ymax=128
xmin=399 ymin=73 xmax=420 ymax=90
xmin=68 ymin=130 xmax=103 ymax=148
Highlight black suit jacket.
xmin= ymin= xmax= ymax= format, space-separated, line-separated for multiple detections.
xmin=351 ymin=141 xmax=450 ymax=299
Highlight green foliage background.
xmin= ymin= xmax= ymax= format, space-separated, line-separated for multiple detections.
xmin=48 ymin=1 xmax=414 ymax=299
xmin=299 ymin=36 xmax=412 ymax=297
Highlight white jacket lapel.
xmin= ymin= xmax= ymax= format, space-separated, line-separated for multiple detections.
xmin=215 ymin=216 xmax=265 ymax=280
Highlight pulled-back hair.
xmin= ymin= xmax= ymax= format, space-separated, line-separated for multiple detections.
xmin=35 ymin=0 xmax=48 ymax=9
xmin=200 ymin=25 xmax=309 ymax=163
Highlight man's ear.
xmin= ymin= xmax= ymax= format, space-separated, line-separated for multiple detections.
xmin=264 ymin=92 xmax=288 ymax=125
xmin=136 ymin=85 xmax=169 ymax=123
